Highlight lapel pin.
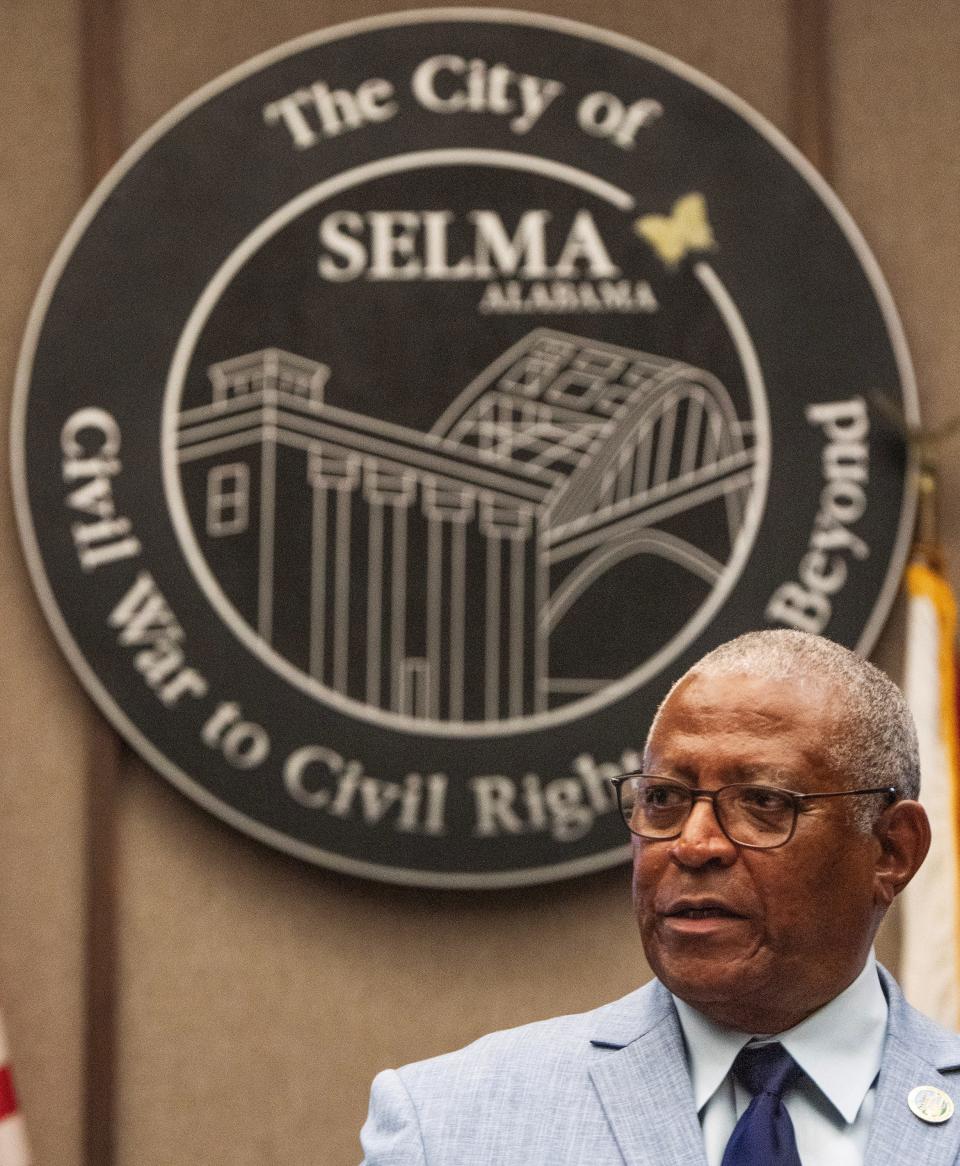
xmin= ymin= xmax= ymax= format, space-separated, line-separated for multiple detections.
xmin=908 ymin=1085 xmax=955 ymax=1124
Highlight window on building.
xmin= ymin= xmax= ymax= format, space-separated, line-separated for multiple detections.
xmin=207 ymin=463 xmax=250 ymax=536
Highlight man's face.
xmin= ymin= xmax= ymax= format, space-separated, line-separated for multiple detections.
xmin=633 ymin=668 xmax=885 ymax=1033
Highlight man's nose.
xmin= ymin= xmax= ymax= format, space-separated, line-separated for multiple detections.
xmin=669 ymin=796 xmax=738 ymax=867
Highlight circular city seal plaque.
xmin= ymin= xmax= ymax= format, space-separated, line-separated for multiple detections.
xmin=12 ymin=10 xmax=917 ymax=887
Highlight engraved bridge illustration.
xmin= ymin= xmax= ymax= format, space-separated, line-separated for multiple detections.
xmin=175 ymin=329 xmax=758 ymax=725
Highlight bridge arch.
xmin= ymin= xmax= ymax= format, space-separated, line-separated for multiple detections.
xmin=544 ymin=528 xmax=724 ymax=633
xmin=544 ymin=366 xmax=747 ymax=533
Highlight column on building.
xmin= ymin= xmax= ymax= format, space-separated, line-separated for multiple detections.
xmin=479 ymin=496 xmax=536 ymax=721
xmin=306 ymin=445 xmax=361 ymax=695
xmin=419 ymin=478 xmax=476 ymax=723
xmin=361 ymin=461 xmax=417 ymax=715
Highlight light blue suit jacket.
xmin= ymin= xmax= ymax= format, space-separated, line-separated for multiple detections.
xmin=360 ymin=967 xmax=960 ymax=1165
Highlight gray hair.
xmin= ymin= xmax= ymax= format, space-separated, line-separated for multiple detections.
xmin=647 ymin=629 xmax=919 ymax=830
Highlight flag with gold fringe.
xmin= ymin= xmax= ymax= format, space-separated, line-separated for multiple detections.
xmin=0 ymin=1007 xmax=30 ymax=1166
xmin=901 ymin=542 xmax=960 ymax=1030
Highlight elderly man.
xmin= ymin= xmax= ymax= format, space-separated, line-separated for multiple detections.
xmin=360 ymin=630 xmax=960 ymax=1165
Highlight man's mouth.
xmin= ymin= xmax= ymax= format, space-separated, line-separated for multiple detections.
xmin=662 ymin=899 xmax=747 ymax=921
xmin=671 ymin=907 xmax=738 ymax=919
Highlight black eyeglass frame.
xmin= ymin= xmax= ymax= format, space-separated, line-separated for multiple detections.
xmin=609 ymin=773 xmax=899 ymax=850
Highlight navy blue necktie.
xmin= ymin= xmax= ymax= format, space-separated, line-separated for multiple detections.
xmin=720 ymin=1042 xmax=803 ymax=1166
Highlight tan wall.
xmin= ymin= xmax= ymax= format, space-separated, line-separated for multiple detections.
xmin=1 ymin=2 xmax=957 ymax=1163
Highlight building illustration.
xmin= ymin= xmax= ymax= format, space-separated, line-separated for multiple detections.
xmin=175 ymin=329 xmax=758 ymax=725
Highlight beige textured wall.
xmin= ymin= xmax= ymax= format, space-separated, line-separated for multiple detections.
xmin=0 ymin=2 xmax=956 ymax=1164
xmin=1 ymin=4 xmax=94 ymax=1165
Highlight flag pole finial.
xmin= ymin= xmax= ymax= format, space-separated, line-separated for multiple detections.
xmin=867 ymin=392 xmax=958 ymax=568
xmin=913 ymin=464 xmax=943 ymax=571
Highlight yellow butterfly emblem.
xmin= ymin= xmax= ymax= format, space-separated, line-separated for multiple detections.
xmin=634 ymin=193 xmax=717 ymax=270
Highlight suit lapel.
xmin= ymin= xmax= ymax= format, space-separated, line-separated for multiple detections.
xmin=865 ymin=968 xmax=960 ymax=1166
xmin=588 ymin=982 xmax=707 ymax=1166
xmin=866 ymin=1041 xmax=960 ymax=1166
xmin=586 ymin=968 xmax=960 ymax=1166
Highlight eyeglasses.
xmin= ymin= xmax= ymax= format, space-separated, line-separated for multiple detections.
xmin=609 ymin=773 xmax=898 ymax=850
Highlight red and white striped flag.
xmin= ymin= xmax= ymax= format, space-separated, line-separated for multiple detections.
xmin=0 ymin=1008 xmax=30 ymax=1166
xmin=901 ymin=554 xmax=960 ymax=1029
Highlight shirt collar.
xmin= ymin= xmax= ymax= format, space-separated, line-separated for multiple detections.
xmin=672 ymin=953 xmax=888 ymax=1124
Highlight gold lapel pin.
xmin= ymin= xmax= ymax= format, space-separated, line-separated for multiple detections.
xmin=908 ymin=1085 xmax=955 ymax=1124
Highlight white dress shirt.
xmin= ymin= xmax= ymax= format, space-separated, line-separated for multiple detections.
xmin=672 ymin=954 xmax=888 ymax=1166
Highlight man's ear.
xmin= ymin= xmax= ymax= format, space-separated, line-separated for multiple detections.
xmin=873 ymin=800 xmax=931 ymax=907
